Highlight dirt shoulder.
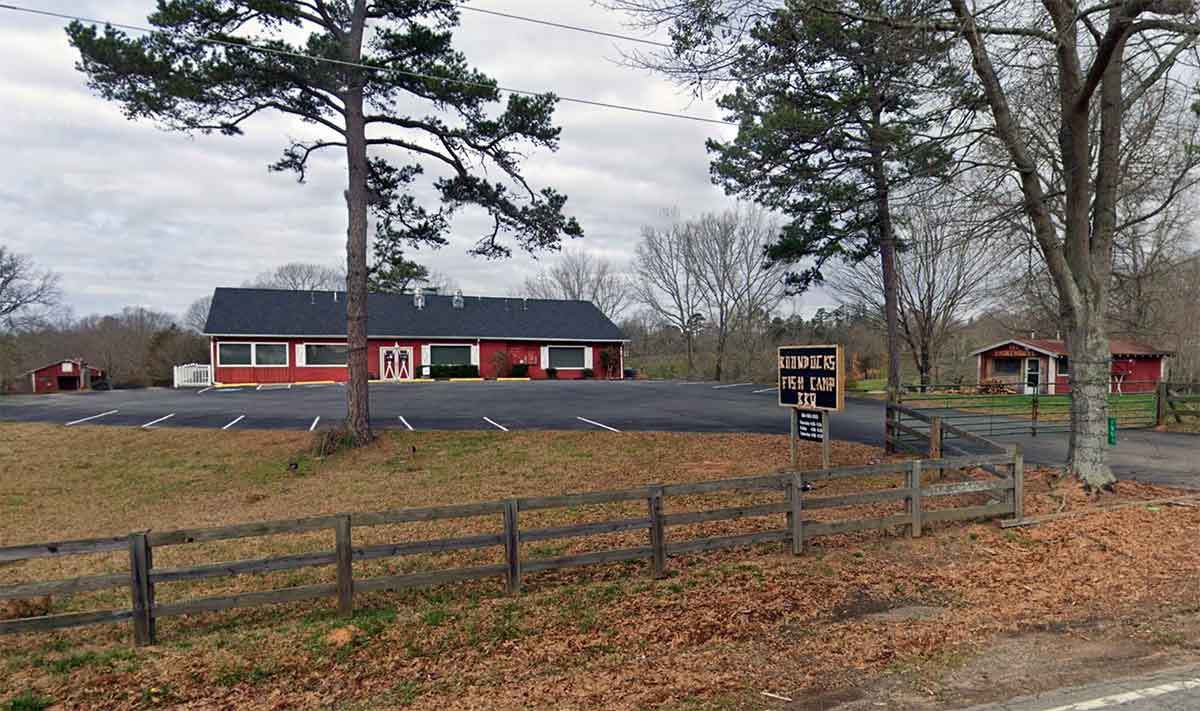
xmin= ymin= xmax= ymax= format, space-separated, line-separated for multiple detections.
xmin=2 ymin=425 xmax=1199 ymax=710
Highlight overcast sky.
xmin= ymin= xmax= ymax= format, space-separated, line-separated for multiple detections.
xmin=0 ymin=1 xmax=829 ymax=320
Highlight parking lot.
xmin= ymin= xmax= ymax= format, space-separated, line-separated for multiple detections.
xmin=5 ymin=380 xmax=1199 ymax=485
xmin=0 ymin=379 xmax=886 ymax=442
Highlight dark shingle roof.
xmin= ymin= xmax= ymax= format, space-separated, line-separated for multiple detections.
xmin=203 ymin=288 xmax=626 ymax=341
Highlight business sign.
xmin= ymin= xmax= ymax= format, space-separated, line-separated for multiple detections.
xmin=794 ymin=409 xmax=825 ymax=442
xmin=778 ymin=344 xmax=844 ymax=412
xmin=992 ymin=348 xmax=1035 ymax=358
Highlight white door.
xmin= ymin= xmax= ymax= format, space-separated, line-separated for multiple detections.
xmin=379 ymin=347 xmax=414 ymax=381
xmin=1024 ymin=358 xmax=1041 ymax=395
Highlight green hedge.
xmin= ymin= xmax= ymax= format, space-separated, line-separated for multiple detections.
xmin=427 ymin=364 xmax=480 ymax=379
xmin=510 ymin=363 xmax=530 ymax=378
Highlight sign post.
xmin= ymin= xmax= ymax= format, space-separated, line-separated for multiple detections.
xmin=779 ymin=345 xmax=844 ymax=469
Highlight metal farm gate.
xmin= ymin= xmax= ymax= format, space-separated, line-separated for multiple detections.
xmin=887 ymin=381 xmax=1160 ymax=451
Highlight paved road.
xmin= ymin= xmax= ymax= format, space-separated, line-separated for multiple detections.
xmin=961 ymin=664 xmax=1200 ymax=710
xmin=1 ymin=380 xmax=1195 ymax=486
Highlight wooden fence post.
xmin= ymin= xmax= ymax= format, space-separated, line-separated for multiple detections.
xmin=820 ymin=411 xmax=831 ymax=469
xmin=908 ymin=461 xmax=923 ymax=539
xmin=1011 ymin=449 xmax=1025 ymax=521
xmin=928 ymin=416 xmax=942 ymax=460
xmin=1156 ymin=381 xmax=1168 ymax=427
xmin=648 ymin=486 xmax=666 ymax=578
xmin=790 ymin=473 xmax=805 ymax=555
xmin=503 ymin=500 xmax=521 ymax=594
xmin=334 ymin=514 xmax=353 ymax=618
xmin=789 ymin=408 xmax=798 ymax=468
xmin=884 ymin=400 xmax=895 ymax=454
xmin=128 ymin=531 xmax=155 ymax=646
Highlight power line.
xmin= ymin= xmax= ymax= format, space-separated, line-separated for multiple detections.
xmin=432 ymin=0 xmax=677 ymax=50
xmin=0 ymin=3 xmax=735 ymax=127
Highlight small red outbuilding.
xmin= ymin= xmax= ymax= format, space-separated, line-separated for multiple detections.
xmin=970 ymin=338 xmax=1170 ymax=394
xmin=5 ymin=359 xmax=104 ymax=395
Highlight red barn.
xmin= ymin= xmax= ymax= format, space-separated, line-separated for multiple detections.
xmin=202 ymin=288 xmax=627 ymax=385
xmin=4 ymin=359 xmax=104 ymax=394
xmin=970 ymin=338 xmax=1171 ymax=394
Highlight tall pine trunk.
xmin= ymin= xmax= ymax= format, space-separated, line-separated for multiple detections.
xmin=869 ymin=90 xmax=902 ymax=403
xmin=343 ymin=2 xmax=372 ymax=445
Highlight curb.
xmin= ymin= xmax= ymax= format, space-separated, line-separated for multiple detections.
xmin=497 ymin=377 xmax=531 ymax=382
xmin=448 ymin=378 xmax=485 ymax=382
xmin=216 ymin=383 xmax=257 ymax=388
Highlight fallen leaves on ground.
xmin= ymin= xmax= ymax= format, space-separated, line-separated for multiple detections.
xmin=1 ymin=424 xmax=1197 ymax=710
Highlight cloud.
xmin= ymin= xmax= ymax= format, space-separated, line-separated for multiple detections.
xmin=0 ymin=0 xmax=833 ymax=320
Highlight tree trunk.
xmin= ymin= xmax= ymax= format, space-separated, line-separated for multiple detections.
xmin=685 ymin=331 xmax=694 ymax=378
xmin=917 ymin=342 xmax=931 ymax=390
xmin=342 ymin=2 xmax=372 ymax=445
xmin=1066 ymin=310 xmax=1116 ymax=489
xmin=713 ymin=340 xmax=724 ymax=382
xmin=874 ymin=171 xmax=902 ymax=402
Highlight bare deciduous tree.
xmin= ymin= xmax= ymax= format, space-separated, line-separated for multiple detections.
xmin=247 ymin=263 xmax=346 ymax=291
xmin=635 ymin=206 xmax=786 ymax=381
xmin=0 ymin=247 xmax=60 ymax=330
xmin=633 ymin=220 xmax=706 ymax=377
xmin=523 ymin=249 xmax=632 ymax=320
xmin=831 ymin=201 xmax=1003 ymax=386
xmin=182 ymin=295 xmax=212 ymax=335
xmin=885 ymin=0 xmax=1200 ymax=488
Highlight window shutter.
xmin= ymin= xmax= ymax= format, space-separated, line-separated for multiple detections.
xmin=540 ymin=346 xmax=549 ymax=366
xmin=420 ymin=345 xmax=431 ymax=376
xmin=295 ymin=344 xmax=305 ymax=367
xmin=583 ymin=347 xmax=593 ymax=370
xmin=470 ymin=344 xmax=480 ymax=366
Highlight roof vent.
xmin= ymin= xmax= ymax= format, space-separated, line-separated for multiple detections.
xmin=452 ymin=289 xmax=464 ymax=310
xmin=413 ymin=290 xmax=425 ymax=310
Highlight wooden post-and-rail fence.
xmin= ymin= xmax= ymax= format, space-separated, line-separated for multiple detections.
xmin=1158 ymin=381 xmax=1200 ymax=425
xmin=0 ymin=453 xmax=1022 ymax=647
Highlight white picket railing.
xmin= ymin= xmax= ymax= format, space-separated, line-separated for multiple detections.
xmin=173 ymin=364 xmax=212 ymax=388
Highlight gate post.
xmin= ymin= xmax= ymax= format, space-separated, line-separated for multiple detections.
xmin=1031 ymin=391 xmax=1039 ymax=437
xmin=1156 ymin=380 xmax=1168 ymax=427
xmin=928 ymin=416 xmax=942 ymax=460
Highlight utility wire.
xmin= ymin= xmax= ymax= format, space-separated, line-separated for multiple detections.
xmin=430 ymin=0 xmax=677 ymax=50
xmin=0 ymin=2 xmax=736 ymax=126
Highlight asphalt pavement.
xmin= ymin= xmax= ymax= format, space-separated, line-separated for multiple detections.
xmin=0 ymin=380 xmax=1195 ymax=486
xmin=960 ymin=664 xmax=1200 ymax=711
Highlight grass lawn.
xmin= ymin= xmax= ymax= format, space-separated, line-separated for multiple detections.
xmin=2 ymin=424 xmax=1199 ymax=710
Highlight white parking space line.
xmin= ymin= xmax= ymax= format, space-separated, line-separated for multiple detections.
xmin=713 ymin=382 xmax=754 ymax=389
xmin=753 ymin=387 xmax=778 ymax=394
xmin=398 ymin=416 xmax=414 ymax=431
xmin=256 ymin=384 xmax=264 ymax=391
xmin=483 ymin=417 xmax=509 ymax=432
xmin=65 ymin=410 xmax=119 ymax=426
xmin=576 ymin=416 xmax=621 ymax=432
xmin=1039 ymin=677 xmax=1200 ymax=710
xmin=222 ymin=415 xmax=245 ymax=430
xmin=141 ymin=413 xmax=175 ymax=429
xmin=197 ymin=386 xmax=213 ymax=394
xmin=309 ymin=416 xmax=321 ymax=432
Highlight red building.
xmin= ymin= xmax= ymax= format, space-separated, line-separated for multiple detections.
xmin=4 ymin=359 xmax=104 ymax=394
xmin=203 ymin=288 xmax=627 ymax=385
xmin=970 ymin=338 xmax=1171 ymax=394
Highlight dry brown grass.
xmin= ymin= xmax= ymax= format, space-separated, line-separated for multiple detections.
xmin=1 ymin=423 xmax=1198 ymax=711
